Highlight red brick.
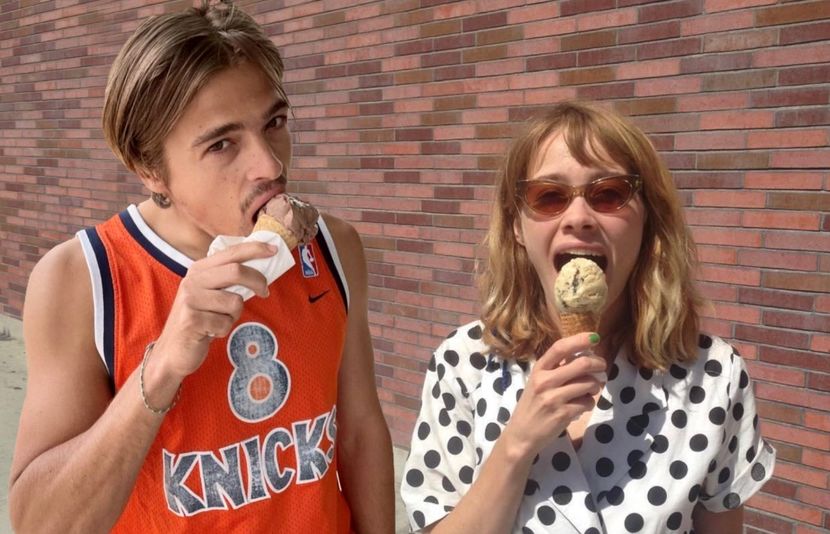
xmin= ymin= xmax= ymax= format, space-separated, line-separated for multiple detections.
xmin=681 ymin=10 xmax=753 ymax=35
xmin=702 ymin=69 xmax=777 ymax=91
xmin=743 ymin=210 xmax=821 ymax=231
xmin=755 ymin=43 xmax=830 ymax=68
xmin=703 ymin=27 xmax=778 ymax=52
xmin=756 ymin=0 xmax=830 ymax=26
xmin=776 ymin=106 xmax=830 ymax=127
xmin=744 ymin=509 xmax=795 ymax=534
xmin=749 ymin=493 xmax=823 ymax=525
xmin=751 ymin=87 xmax=830 ymax=108
xmin=739 ymin=250 xmax=818 ymax=271
xmin=735 ymin=324 xmax=811 ymax=350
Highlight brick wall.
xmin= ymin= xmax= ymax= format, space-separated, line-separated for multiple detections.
xmin=1 ymin=0 xmax=829 ymax=531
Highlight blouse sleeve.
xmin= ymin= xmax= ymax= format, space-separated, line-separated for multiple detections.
xmin=699 ymin=348 xmax=776 ymax=512
xmin=400 ymin=340 xmax=479 ymax=532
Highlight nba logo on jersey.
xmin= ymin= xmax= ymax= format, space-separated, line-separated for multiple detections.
xmin=299 ymin=243 xmax=318 ymax=278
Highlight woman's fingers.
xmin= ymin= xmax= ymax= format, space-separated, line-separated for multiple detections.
xmin=534 ymin=332 xmax=600 ymax=371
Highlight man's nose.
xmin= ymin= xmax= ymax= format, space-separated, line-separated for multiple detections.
xmin=248 ymin=136 xmax=284 ymax=180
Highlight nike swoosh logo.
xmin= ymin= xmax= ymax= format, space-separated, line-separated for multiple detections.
xmin=309 ymin=290 xmax=330 ymax=303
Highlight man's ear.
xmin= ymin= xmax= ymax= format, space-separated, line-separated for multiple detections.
xmin=513 ymin=216 xmax=525 ymax=247
xmin=136 ymin=165 xmax=167 ymax=196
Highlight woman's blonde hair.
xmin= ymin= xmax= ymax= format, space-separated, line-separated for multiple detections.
xmin=480 ymin=101 xmax=702 ymax=370
xmin=102 ymin=1 xmax=287 ymax=177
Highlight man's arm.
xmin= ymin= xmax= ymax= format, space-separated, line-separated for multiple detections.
xmin=326 ymin=215 xmax=395 ymax=534
xmin=8 ymin=238 xmax=171 ymax=532
xmin=9 ymin=236 xmax=275 ymax=532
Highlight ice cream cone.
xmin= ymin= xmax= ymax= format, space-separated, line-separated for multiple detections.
xmin=558 ymin=312 xmax=600 ymax=337
xmin=253 ymin=213 xmax=298 ymax=249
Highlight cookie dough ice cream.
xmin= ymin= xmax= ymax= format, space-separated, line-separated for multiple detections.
xmin=554 ymin=257 xmax=608 ymax=335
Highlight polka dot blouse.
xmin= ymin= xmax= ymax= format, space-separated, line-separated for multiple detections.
xmin=401 ymin=321 xmax=775 ymax=533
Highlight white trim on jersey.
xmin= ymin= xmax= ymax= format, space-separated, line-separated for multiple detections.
xmin=316 ymin=216 xmax=350 ymax=310
xmin=76 ymin=230 xmax=107 ymax=370
xmin=127 ymin=204 xmax=195 ymax=269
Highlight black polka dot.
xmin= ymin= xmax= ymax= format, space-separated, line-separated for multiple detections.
xmin=639 ymin=367 xmax=654 ymax=380
xmin=516 ymin=388 xmax=524 ymax=402
xmin=729 ymin=435 xmax=738 ymax=453
xmin=670 ymin=364 xmax=687 ymax=379
xmin=552 ymin=485 xmax=572 ymax=505
xmin=647 ymin=486 xmax=667 ymax=506
xmin=629 ymin=461 xmax=647 ymax=479
xmin=476 ymin=398 xmax=487 ymax=417
xmin=689 ymin=386 xmax=705 ymax=404
xmin=524 ymin=478 xmax=539 ymax=495
xmin=651 ymin=434 xmax=669 ymax=453
xmin=627 ymin=449 xmax=644 ymax=466
xmin=719 ymin=466 xmax=731 ymax=484
xmin=708 ymin=459 xmax=717 ymax=473
xmin=739 ymin=370 xmax=749 ymax=388
xmin=537 ymin=505 xmax=556 ymax=525
xmin=424 ymin=450 xmax=441 ymax=468
xmin=608 ymin=363 xmax=619 ymax=381
xmin=468 ymin=325 xmax=482 ymax=339
xmin=470 ymin=352 xmax=486 ymax=369
xmin=425 ymin=495 xmax=439 ymax=504
xmin=442 ymin=392 xmax=456 ymax=410
xmin=443 ymin=350 xmax=459 ymax=366
xmin=671 ymin=410 xmax=687 ymax=428
xmin=476 ymin=447 xmax=483 ymax=464
xmin=733 ymin=402 xmax=744 ymax=420
xmin=438 ymin=409 xmax=451 ymax=426
xmin=690 ymin=434 xmax=708 ymax=452
xmin=688 ymin=483 xmax=701 ymax=502
xmin=667 ymin=511 xmax=682 ymax=530
xmin=704 ymin=360 xmax=722 ymax=376
xmin=417 ymin=421 xmax=431 ymax=440
xmin=441 ymin=476 xmax=455 ymax=492
xmin=754 ymin=413 xmax=759 ymax=429
xmin=642 ymin=401 xmax=660 ymax=414
xmin=436 ymin=364 xmax=445 ymax=380
xmin=457 ymin=420 xmax=471 ymax=437
xmin=709 ymin=407 xmax=726 ymax=425
xmin=751 ymin=462 xmax=766 ymax=481
xmin=484 ymin=422 xmax=501 ymax=441
xmin=413 ymin=510 xmax=425 ymax=528
xmin=723 ymin=492 xmax=742 ymax=509
xmin=595 ymin=423 xmax=614 ymax=443
xmin=585 ymin=529 xmax=600 ymax=534
xmin=627 ymin=414 xmax=649 ymax=436
xmin=455 ymin=377 xmax=468 ymax=397
xmin=670 ymin=460 xmax=688 ymax=479
xmin=624 ymin=513 xmax=644 ymax=532
xmin=459 ymin=465 xmax=474 ymax=484
xmin=585 ymin=493 xmax=597 ymax=512
xmin=521 ymin=528 xmax=532 ymax=534
xmin=552 ymin=452 xmax=571 ymax=471
xmin=620 ymin=386 xmax=636 ymax=404
xmin=746 ymin=445 xmax=756 ymax=463
xmin=406 ymin=469 xmax=423 ymax=487
xmin=607 ymin=485 xmax=625 ymax=505
xmin=431 ymin=381 xmax=441 ymax=399
xmin=447 ymin=436 xmax=463 ymax=454
xmin=597 ymin=396 xmax=612 ymax=410
xmin=698 ymin=334 xmax=713 ymax=348
xmin=497 ymin=407 xmax=510 ymax=423
xmin=596 ymin=457 xmax=614 ymax=477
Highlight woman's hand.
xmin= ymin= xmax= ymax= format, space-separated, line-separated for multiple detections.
xmin=500 ymin=333 xmax=607 ymax=462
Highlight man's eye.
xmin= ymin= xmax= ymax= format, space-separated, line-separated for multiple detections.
xmin=207 ymin=139 xmax=229 ymax=153
xmin=266 ymin=115 xmax=286 ymax=129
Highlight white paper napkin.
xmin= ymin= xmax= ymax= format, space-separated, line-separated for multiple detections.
xmin=207 ymin=230 xmax=295 ymax=301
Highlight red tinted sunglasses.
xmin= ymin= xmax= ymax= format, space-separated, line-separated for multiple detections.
xmin=516 ymin=175 xmax=642 ymax=218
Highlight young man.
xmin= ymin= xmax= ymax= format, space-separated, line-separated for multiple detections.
xmin=8 ymin=2 xmax=394 ymax=532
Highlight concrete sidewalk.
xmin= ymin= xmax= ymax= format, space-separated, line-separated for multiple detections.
xmin=0 ymin=315 xmax=410 ymax=533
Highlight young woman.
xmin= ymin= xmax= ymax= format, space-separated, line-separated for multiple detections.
xmin=401 ymin=102 xmax=774 ymax=534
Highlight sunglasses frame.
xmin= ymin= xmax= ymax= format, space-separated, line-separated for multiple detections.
xmin=516 ymin=174 xmax=642 ymax=218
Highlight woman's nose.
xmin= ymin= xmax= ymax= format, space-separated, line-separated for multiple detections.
xmin=560 ymin=196 xmax=597 ymax=230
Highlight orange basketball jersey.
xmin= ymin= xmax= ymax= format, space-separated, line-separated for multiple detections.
xmin=77 ymin=205 xmax=354 ymax=533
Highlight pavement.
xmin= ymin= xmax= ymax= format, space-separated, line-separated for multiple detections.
xmin=0 ymin=314 xmax=410 ymax=533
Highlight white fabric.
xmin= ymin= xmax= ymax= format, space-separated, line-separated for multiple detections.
xmin=401 ymin=321 xmax=775 ymax=534
xmin=207 ymin=230 xmax=295 ymax=301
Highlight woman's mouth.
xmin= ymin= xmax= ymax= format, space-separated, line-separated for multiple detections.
xmin=554 ymin=250 xmax=607 ymax=272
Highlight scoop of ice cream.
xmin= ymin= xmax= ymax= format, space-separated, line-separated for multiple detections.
xmin=253 ymin=194 xmax=319 ymax=249
xmin=554 ymin=257 xmax=608 ymax=313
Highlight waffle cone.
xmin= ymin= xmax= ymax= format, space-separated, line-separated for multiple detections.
xmin=253 ymin=213 xmax=298 ymax=249
xmin=558 ymin=312 xmax=599 ymax=337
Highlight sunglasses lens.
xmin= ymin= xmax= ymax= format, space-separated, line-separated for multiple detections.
xmin=524 ymin=183 xmax=570 ymax=216
xmin=586 ymin=177 xmax=634 ymax=212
